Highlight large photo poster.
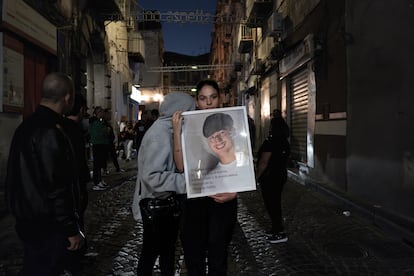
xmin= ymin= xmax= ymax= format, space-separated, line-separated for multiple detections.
xmin=181 ymin=106 xmax=256 ymax=198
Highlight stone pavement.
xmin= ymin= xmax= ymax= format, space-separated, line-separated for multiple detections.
xmin=1 ymin=159 xmax=414 ymax=275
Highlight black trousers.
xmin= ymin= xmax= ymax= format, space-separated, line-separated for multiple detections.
xmin=180 ymin=197 xmax=237 ymax=276
xmin=260 ymin=169 xmax=287 ymax=233
xmin=19 ymin=233 xmax=80 ymax=276
xmin=137 ymin=203 xmax=180 ymax=276
xmin=92 ymin=144 xmax=107 ymax=184
xmin=103 ymin=143 xmax=120 ymax=171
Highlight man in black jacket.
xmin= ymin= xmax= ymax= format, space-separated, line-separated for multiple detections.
xmin=5 ymin=72 xmax=84 ymax=275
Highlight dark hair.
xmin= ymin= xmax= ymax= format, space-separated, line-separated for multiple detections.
xmin=41 ymin=72 xmax=74 ymax=102
xmin=202 ymin=113 xmax=233 ymax=138
xmin=93 ymin=106 xmax=103 ymax=116
xmin=270 ymin=117 xmax=290 ymax=139
xmin=273 ymin=109 xmax=282 ymax=118
xmin=65 ymin=93 xmax=86 ymax=116
xmin=196 ymin=79 xmax=220 ymax=97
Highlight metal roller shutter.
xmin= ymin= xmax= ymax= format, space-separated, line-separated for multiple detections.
xmin=290 ymin=68 xmax=308 ymax=163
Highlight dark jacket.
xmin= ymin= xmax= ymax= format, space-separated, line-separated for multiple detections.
xmin=257 ymin=118 xmax=291 ymax=181
xmin=89 ymin=117 xmax=110 ymax=145
xmin=5 ymin=105 xmax=80 ymax=242
xmin=62 ymin=117 xmax=90 ymax=215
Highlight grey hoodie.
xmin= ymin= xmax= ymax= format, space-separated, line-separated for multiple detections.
xmin=136 ymin=92 xmax=195 ymax=199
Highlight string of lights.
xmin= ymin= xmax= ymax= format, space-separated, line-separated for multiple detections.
xmin=103 ymin=10 xmax=261 ymax=25
xmin=148 ymin=64 xmax=234 ymax=72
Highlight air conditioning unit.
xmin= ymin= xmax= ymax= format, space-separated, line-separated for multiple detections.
xmin=268 ymin=12 xmax=283 ymax=37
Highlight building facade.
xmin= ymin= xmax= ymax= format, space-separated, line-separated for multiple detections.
xmin=0 ymin=0 xmax=144 ymax=214
xmin=212 ymin=0 xmax=414 ymax=241
xmin=162 ymin=51 xmax=210 ymax=95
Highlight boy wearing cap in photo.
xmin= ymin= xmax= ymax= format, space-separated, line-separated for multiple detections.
xmin=201 ymin=112 xmax=251 ymax=194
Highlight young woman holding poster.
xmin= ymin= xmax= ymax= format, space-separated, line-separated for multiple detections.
xmin=172 ymin=79 xmax=237 ymax=275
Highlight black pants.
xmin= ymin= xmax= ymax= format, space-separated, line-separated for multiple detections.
xmin=104 ymin=143 xmax=120 ymax=171
xmin=19 ymin=233 xmax=80 ymax=276
xmin=92 ymin=144 xmax=107 ymax=184
xmin=260 ymin=169 xmax=287 ymax=233
xmin=137 ymin=203 xmax=180 ymax=275
xmin=180 ymin=197 xmax=237 ymax=276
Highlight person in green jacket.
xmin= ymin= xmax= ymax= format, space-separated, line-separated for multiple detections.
xmin=89 ymin=106 xmax=110 ymax=190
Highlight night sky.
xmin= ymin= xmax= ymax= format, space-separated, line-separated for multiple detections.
xmin=137 ymin=0 xmax=217 ymax=56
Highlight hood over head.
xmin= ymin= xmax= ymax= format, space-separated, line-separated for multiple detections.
xmin=159 ymin=92 xmax=195 ymax=118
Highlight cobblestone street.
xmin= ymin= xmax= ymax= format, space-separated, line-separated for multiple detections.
xmin=0 ymin=0 xmax=413 ymax=275
xmin=1 ymin=159 xmax=414 ymax=275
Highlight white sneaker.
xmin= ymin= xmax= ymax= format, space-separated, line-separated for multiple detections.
xmin=92 ymin=181 xmax=107 ymax=191
xmin=92 ymin=185 xmax=105 ymax=191
xmin=267 ymin=232 xmax=288 ymax=244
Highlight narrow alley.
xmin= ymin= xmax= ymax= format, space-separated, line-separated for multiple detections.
xmin=1 ymin=159 xmax=413 ymax=275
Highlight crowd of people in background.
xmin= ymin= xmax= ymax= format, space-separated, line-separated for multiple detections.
xmin=80 ymin=107 xmax=159 ymax=191
xmin=113 ymin=110 xmax=159 ymax=162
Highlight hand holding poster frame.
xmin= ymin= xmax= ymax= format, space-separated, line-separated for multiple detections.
xmin=181 ymin=106 xmax=256 ymax=198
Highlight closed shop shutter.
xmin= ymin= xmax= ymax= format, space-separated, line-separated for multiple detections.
xmin=290 ymin=67 xmax=308 ymax=163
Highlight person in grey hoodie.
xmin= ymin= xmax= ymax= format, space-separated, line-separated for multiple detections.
xmin=136 ymin=92 xmax=195 ymax=276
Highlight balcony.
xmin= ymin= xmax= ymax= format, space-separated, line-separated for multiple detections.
xmin=238 ymin=24 xmax=253 ymax=54
xmin=126 ymin=16 xmax=135 ymax=30
xmin=138 ymin=10 xmax=162 ymax=30
xmin=128 ymin=32 xmax=145 ymax=63
xmin=246 ymin=0 xmax=273 ymax=28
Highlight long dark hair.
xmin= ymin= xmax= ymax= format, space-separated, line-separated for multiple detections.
xmin=196 ymin=79 xmax=220 ymax=97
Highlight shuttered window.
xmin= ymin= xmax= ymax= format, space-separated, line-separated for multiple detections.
xmin=290 ymin=68 xmax=308 ymax=163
